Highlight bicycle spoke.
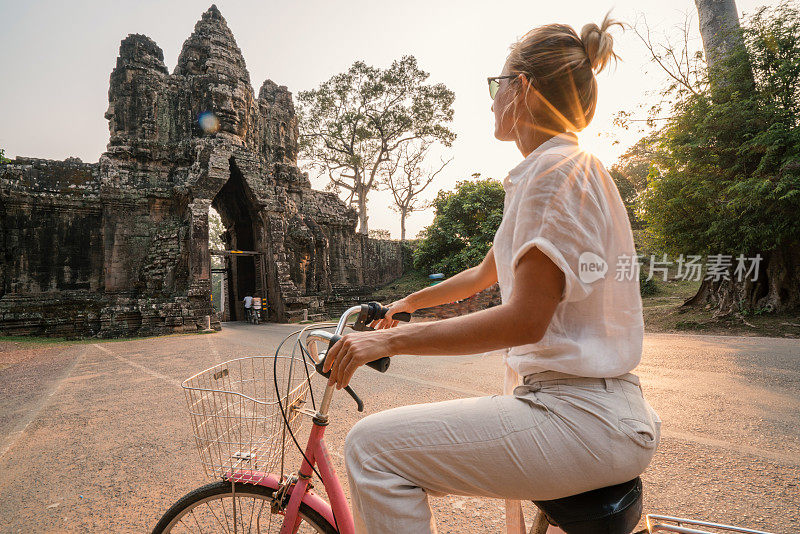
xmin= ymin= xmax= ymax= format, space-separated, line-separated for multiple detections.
xmin=189 ymin=509 xmax=204 ymax=534
xmin=256 ymin=498 xmax=267 ymax=533
xmin=255 ymin=498 xmax=266 ymax=534
xmin=220 ymin=497 xmax=234 ymax=534
xmin=158 ymin=487 xmax=328 ymax=533
xmin=246 ymin=495 xmax=257 ymax=534
xmin=234 ymin=495 xmax=250 ymax=534
xmin=266 ymin=500 xmax=276 ymax=534
xmin=205 ymin=500 xmax=232 ymax=534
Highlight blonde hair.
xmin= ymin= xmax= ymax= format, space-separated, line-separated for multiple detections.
xmin=506 ymin=12 xmax=622 ymax=131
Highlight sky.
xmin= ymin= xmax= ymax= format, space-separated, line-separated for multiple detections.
xmin=0 ymin=0 xmax=773 ymax=239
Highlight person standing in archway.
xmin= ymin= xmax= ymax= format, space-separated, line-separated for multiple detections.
xmin=242 ymin=294 xmax=253 ymax=323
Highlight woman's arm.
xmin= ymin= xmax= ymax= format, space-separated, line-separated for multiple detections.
xmin=372 ymin=247 xmax=498 ymax=329
xmin=325 ymin=246 xmax=564 ymax=388
xmin=408 ymin=246 xmax=498 ymax=309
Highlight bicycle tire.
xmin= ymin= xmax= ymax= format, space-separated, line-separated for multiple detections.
xmin=151 ymin=480 xmax=338 ymax=534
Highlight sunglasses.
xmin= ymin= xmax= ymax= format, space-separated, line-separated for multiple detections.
xmin=487 ymin=75 xmax=518 ymax=100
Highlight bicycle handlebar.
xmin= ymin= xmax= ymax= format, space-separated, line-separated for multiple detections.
xmin=346 ymin=301 xmax=412 ymax=373
xmin=305 ymin=302 xmax=412 ymax=413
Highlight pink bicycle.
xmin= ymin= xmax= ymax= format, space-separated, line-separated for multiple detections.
xmin=151 ymin=303 xmax=408 ymax=534
xmin=152 ymin=303 xmax=776 ymax=534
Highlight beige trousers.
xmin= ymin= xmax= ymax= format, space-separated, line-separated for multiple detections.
xmin=344 ymin=370 xmax=661 ymax=533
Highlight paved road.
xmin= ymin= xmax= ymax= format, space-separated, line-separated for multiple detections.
xmin=0 ymin=324 xmax=798 ymax=533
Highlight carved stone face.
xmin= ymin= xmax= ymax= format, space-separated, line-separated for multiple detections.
xmin=105 ymin=102 xmax=116 ymax=132
xmin=209 ymin=83 xmax=251 ymax=138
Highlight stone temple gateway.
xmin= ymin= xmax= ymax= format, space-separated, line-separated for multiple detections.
xmin=0 ymin=6 xmax=405 ymax=337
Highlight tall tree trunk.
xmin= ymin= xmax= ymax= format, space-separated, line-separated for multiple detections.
xmin=356 ymin=186 xmax=369 ymax=235
xmin=399 ymin=207 xmax=408 ymax=241
xmin=694 ymin=0 xmax=754 ymax=93
xmin=683 ymin=242 xmax=800 ymax=314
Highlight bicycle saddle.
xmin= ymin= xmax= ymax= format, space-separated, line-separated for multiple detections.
xmin=531 ymin=477 xmax=643 ymax=534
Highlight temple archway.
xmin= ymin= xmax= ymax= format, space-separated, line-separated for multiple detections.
xmin=210 ymin=157 xmax=267 ymax=322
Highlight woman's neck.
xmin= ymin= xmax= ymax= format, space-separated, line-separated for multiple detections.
xmin=515 ymin=125 xmax=568 ymax=158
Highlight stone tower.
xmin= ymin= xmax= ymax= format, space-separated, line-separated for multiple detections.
xmin=0 ymin=6 xmax=405 ymax=337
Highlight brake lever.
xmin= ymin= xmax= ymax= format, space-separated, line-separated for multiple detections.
xmin=352 ymin=303 xmax=375 ymax=332
xmin=314 ymin=351 xmax=366 ymax=412
xmin=344 ymin=386 xmax=364 ymax=412
xmin=353 ymin=302 xmax=411 ymax=331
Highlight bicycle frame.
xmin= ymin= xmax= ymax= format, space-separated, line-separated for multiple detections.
xmin=227 ymin=419 xmax=351 ymax=533
xmin=229 ymin=307 xmax=364 ymax=534
xmin=282 ymin=416 xmax=353 ymax=533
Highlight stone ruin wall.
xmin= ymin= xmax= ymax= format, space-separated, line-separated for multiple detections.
xmin=0 ymin=6 xmax=405 ymax=337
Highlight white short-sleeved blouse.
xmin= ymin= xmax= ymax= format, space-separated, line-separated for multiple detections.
xmin=493 ymin=132 xmax=644 ymax=378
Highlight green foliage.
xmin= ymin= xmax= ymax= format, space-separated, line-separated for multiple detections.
xmin=640 ymin=3 xmax=800 ymax=257
xmin=0 ymin=148 xmax=8 ymax=164
xmin=372 ymin=269 xmax=430 ymax=299
xmin=208 ymin=208 xmax=225 ymax=269
xmin=738 ymin=299 xmax=773 ymax=316
xmin=400 ymin=240 xmax=417 ymax=271
xmin=413 ymin=176 xmax=505 ymax=276
xmin=208 ymin=209 xmax=225 ymax=249
xmin=609 ymin=134 xmax=659 ymax=230
xmin=297 ymin=55 xmax=455 ymax=232
xmin=639 ymin=269 xmax=659 ymax=297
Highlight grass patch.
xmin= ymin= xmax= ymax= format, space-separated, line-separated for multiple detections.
xmin=0 ymin=330 xmax=218 ymax=348
xmin=0 ymin=335 xmax=76 ymax=346
xmin=372 ymin=270 xmax=432 ymax=300
xmin=0 ymin=335 xmax=153 ymax=346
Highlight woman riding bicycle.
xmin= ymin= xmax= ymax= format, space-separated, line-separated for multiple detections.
xmin=323 ymin=14 xmax=662 ymax=534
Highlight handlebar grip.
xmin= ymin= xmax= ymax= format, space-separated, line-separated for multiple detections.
xmin=366 ymin=356 xmax=391 ymax=373
xmin=374 ymin=304 xmax=411 ymax=322
xmin=316 ymin=334 xmax=391 ymax=374
xmin=391 ymin=311 xmax=411 ymax=322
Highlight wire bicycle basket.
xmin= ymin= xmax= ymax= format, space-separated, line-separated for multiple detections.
xmin=182 ymin=355 xmax=314 ymax=483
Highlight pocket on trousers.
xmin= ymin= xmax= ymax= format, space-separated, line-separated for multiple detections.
xmin=618 ymin=417 xmax=658 ymax=448
xmin=618 ymin=383 xmax=661 ymax=449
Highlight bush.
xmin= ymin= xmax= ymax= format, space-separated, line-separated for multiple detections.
xmin=413 ymin=176 xmax=504 ymax=276
xmin=639 ymin=270 xmax=659 ymax=297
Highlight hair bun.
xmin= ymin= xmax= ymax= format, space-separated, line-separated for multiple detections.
xmin=580 ymin=12 xmax=623 ymax=73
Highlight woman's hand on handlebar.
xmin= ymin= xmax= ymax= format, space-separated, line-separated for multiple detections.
xmin=323 ymin=330 xmax=394 ymax=389
xmin=370 ymin=298 xmax=415 ymax=330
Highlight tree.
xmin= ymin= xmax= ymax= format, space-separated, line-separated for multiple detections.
xmin=638 ymin=3 xmax=800 ymax=314
xmin=413 ymin=176 xmax=505 ymax=276
xmin=695 ymin=0 xmax=755 ymax=94
xmin=0 ymin=148 xmax=8 ymax=164
xmin=298 ymin=56 xmax=456 ymax=234
xmin=208 ymin=208 xmax=225 ymax=269
xmin=384 ymin=139 xmax=451 ymax=240
xmin=631 ymin=11 xmax=708 ymax=98
xmin=608 ymin=134 xmax=658 ymax=230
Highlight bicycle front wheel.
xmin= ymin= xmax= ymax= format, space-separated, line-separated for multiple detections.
xmin=152 ymin=480 xmax=337 ymax=534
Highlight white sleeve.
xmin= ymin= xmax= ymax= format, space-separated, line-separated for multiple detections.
xmin=510 ymin=165 xmax=606 ymax=303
